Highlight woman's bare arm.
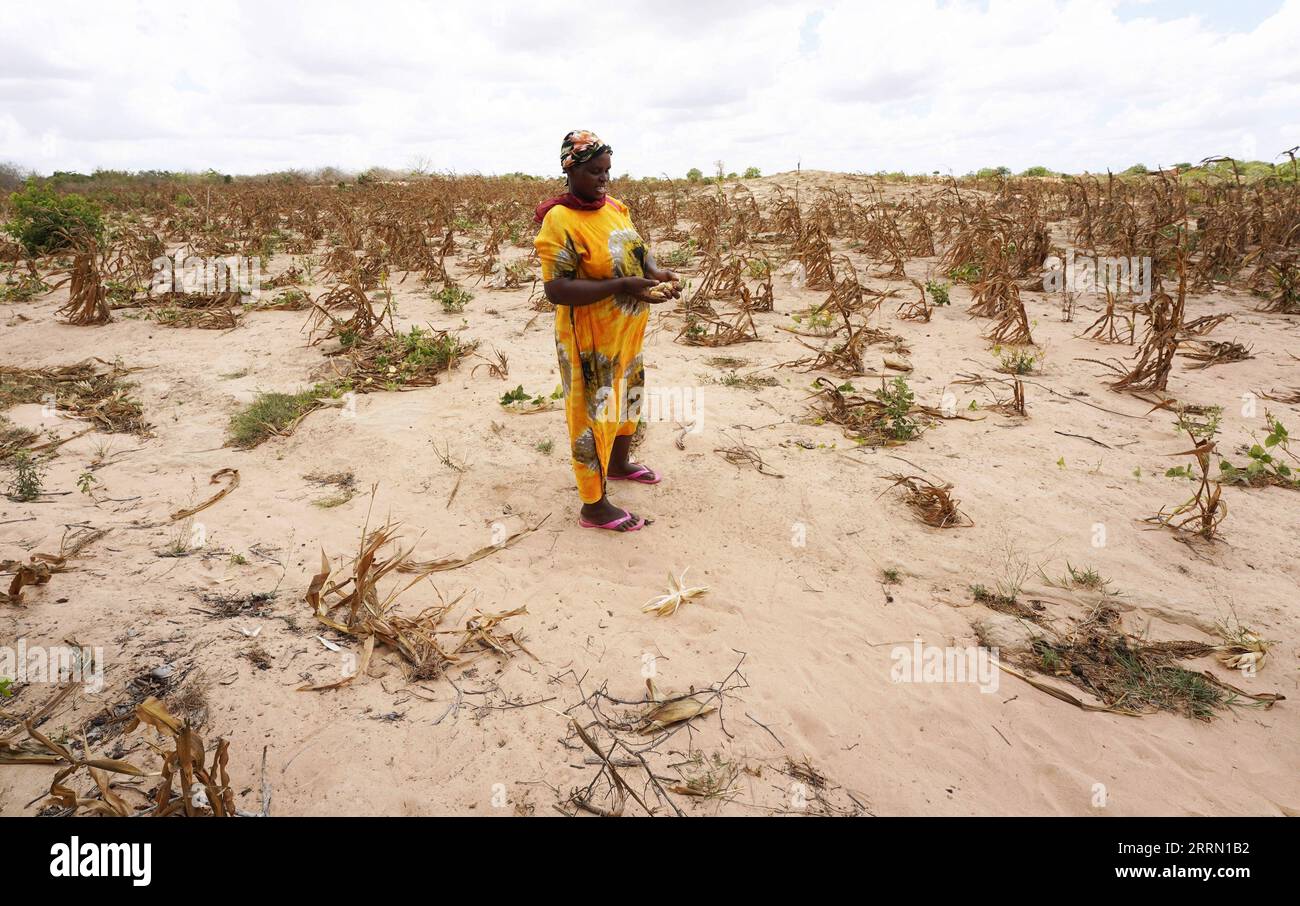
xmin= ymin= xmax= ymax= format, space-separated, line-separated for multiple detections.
xmin=545 ymin=275 xmax=658 ymax=306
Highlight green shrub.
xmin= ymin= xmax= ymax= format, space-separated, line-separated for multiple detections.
xmin=6 ymin=450 xmax=45 ymax=501
xmin=1020 ymin=166 xmax=1052 ymax=177
xmin=436 ymin=285 xmax=473 ymax=313
xmin=998 ymin=347 xmax=1037 ymax=375
xmin=925 ymin=279 xmax=950 ymax=306
xmin=877 ymin=377 xmax=919 ymax=441
xmin=3 ymin=184 xmax=104 ymax=254
xmin=743 ymin=167 xmax=761 ymax=179
xmin=686 ymin=168 xmax=703 ymax=182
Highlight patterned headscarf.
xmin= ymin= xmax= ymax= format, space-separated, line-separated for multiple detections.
xmin=561 ymin=130 xmax=611 ymax=171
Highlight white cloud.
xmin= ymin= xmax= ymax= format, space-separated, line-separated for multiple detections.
xmin=0 ymin=0 xmax=1296 ymax=176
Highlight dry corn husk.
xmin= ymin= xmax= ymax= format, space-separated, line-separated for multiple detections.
xmin=1214 ymin=623 xmax=1272 ymax=672
xmin=639 ymin=679 xmax=715 ymax=731
xmin=641 ymin=567 xmax=708 ymax=616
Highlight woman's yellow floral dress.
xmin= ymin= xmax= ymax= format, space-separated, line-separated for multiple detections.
xmin=534 ymin=197 xmax=649 ymax=503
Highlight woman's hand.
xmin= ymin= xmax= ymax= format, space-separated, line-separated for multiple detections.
xmin=645 ymin=266 xmax=679 ymax=285
xmin=621 ymin=276 xmax=676 ymax=303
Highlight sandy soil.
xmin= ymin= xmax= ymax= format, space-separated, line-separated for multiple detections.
xmin=1 ymin=171 xmax=1297 ymax=816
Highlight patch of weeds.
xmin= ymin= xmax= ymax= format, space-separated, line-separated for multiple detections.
xmin=924 ymin=279 xmax=950 ymax=306
xmin=1063 ymin=562 xmax=1112 ymax=592
xmin=0 ymin=274 xmax=51 ymax=302
xmin=996 ymin=346 xmax=1038 ymax=375
xmin=6 ymin=451 xmax=45 ymax=501
xmin=1218 ymin=412 xmax=1298 ymax=488
xmin=227 ymin=383 xmax=339 ymax=448
xmin=535 ymin=439 xmax=554 ymax=455
xmin=715 ymin=370 xmax=778 ymax=391
xmin=877 ymin=377 xmax=918 ymax=442
xmin=948 ymin=262 xmax=981 ymax=283
xmin=790 ymin=307 xmax=834 ymax=332
xmin=661 ymin=239 xmax=697 ymax=268
xmin=436 ymin=284 xmax=473 ymax=313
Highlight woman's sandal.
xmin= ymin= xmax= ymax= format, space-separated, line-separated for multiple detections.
xmin=578 ymin=509 xmax=647 ymax=532
xmin=607 ymin=465 xmax=662 ymax=485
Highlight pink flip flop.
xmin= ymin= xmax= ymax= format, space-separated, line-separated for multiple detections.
xmin=578 ymin=510 xmax=647 ymax=532
xmin=607 ymin=465 xmax=662 ymax=485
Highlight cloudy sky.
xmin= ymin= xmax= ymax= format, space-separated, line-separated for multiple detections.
xmin=2 ymin=0 xmax=1297 ymax=178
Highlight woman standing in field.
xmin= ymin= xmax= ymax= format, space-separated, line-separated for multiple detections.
xmin=534 ymin=130 xmax=679 ymax=532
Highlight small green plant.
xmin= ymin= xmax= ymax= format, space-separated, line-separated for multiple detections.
xmin=536 ymin=439 xmax=554 ymax=455
xmin=500 ymin=385 xmax=529 ymax=405
xmin=0 ymin=274 xmax=50 ymax=302
xmin=76 ymin=471 xmax=97 ymax=496
xmin=790 ymin=307 xmax=834 ymax=331
xmin=876 ymin=377 xmax=919 ymax=441
xmin=1065 ymin=563 xmax=1109 ymax=591
xmin=998 ymin=347 xmax=1037 ymax=375
xmin=436 ymin=284 xmax=472 ymax=313
xmin=1218 ymin=413 xmax=1298 ymax=488
xmin=229 ymin=553 xmax=249 ymax=566
xmin=0 ymin=677 xmax=12 ymax=697
xmin=948 ymin=262 xmax=981 ymax=283
xmin=925 ymin=279 xmax=950 ymax=306
xmin=6 ymin=451 xmax=45 ymax=501
xmin=746 ymin=258 xmax=771 ymax=281
xmin=1174 ymin=404 xmax=1222 ymax=444
xmin=661 ymin=239 xmax=696 ymax=268
xmin=970 ymin=584 xmax=1014 ymax=606
xmin=270 ymin=287 xmax=309 ymax=308
xmin=881 ymin=568 xmax=901 ymax=584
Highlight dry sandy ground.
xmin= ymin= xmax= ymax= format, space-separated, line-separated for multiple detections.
xmin=1 ymin=172 xmax=1297 ymax=816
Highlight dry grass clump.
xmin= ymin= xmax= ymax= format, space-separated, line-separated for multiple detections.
xmin=0 ymin=359 xmax=148 ymax=435
xmin=301 ymin=513 xmax=533 ymax=689
xmin=1179 ymin=339 xmax=1253 ymax=369
xmin=999 ymin=606 xmax=1283 ymax=721
xmin=881 ymin=474 xmax=972 ymax=527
